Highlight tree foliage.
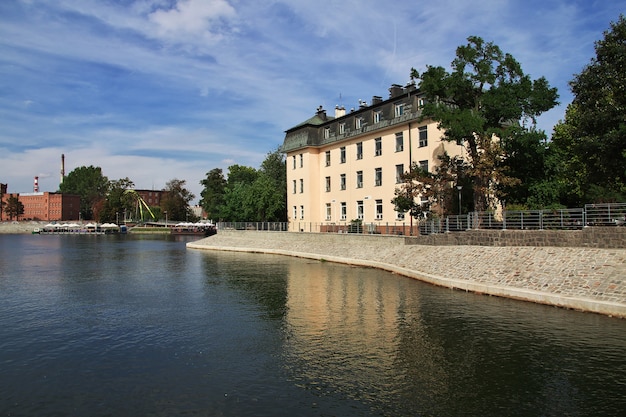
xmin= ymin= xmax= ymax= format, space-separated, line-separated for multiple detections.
xmin=392 ymin=153 xmax=467 ymax=218
xmin=200 ymin=148 xmax=287 ymax=222
xmin=98 ymin=178 xmax=135 ymax=223
xmin=161 ymin=179 xmax=195 ymax=222
xmin=413 ymin=36 xmax=558 ymax=211
xmin=4 ymin=195 xmax=24 ymax=220
xmin=199 ymin=168 xmax=227 ymax=220
xmin=59 ymin=166 xmax=109 ymax=220
xmin=550 ymin=15 xmax=626 ymax=205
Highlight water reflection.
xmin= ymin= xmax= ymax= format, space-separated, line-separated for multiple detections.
xmin=217 ymin=252 xmax=626 ymax=417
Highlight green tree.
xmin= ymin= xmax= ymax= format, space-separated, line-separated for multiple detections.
xmin=393 ymin=153 xmax=462 ymax=220
xmin=551 ymin=15 xmax=626 ymax=205
xmin=4 ymin=195 xmax=24 ymax=220
xmin=258 ymin=147 xmax=287 ymax=221
xmin=199 ymin=168 xmax=227 ymax=220
xmin=161 ymin=179 xmax=195 ymax=222
xmin=98 ymin=178 xmax=135 ymax=223
xmin=413 ymin=36 xmax=558 ymax=212
xmin=227 ymin=164 xmax=259 ymax=186
xmin=498 ymin=128 xmax=564 ymax=208
xmin=59 ymin=166 xmax=109 ymax=220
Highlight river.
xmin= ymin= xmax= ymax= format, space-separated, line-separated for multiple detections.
xmin=1 ymin=234 xmax=625 ymax=416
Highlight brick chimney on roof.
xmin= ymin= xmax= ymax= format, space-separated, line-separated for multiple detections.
xmin=316 ymin=105 xmax=327 ymax=120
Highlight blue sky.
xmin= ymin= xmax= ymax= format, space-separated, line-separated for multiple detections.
xmin=1 ymin=0 xmax=624 ymax=203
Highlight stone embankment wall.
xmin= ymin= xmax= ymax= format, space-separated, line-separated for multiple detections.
xmin=187 ymin=229 xmax=626 ymax=318
xmin=405 ymin=227 xmax=626 ymax=248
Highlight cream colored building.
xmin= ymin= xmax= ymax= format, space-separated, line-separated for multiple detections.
xmin=283 ymin=83 xmax=464 ymax=233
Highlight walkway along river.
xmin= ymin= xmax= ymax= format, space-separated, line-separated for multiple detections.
xmin=187 ymin=229 xmax=626 ymax=318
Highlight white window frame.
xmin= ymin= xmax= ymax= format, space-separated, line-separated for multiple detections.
xmin=356 ymin=142 xmax=363 ymax=160
xmin=419 ymin=126 xmax=428 ymax=147
xmin=375 ymin=199 xmax=383 ymax=220
xmin=394 ymin=103 xmax=404 ymax=117
xmin=395 ymin=132 xmax=404 ymax=152
xmin=375 ymin=137 xmax=382 ymax=156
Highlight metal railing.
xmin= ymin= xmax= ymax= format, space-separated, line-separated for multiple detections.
xmin=216 ymin=203 xmax=626 ymax=236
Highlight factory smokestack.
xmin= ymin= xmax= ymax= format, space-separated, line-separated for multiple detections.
xmin=60 ymin=154 xmax=65 ymax=185
xmin=34 ymin=176 xmax=39 ymax=193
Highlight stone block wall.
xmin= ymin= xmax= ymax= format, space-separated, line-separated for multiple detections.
xmin=404 ymin=227 xmax=626 ymax=248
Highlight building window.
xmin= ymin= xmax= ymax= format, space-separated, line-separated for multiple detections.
xmin=356 ymin=171 xmax=363 ymax=188
xmin=324 ymin=127 xmax=330 ymax=139
xmin=340 ymin=202 xmax=347 ymax=220
xmin=396 ymin=164 xmax=404 ymax=184
xmin=300 ymin=205 xmax=304 ymax=220
xmin=418 ymin=97 xmax=425 ymax=108
xmin=326 ymin=203 xmax=332 ymax=221
xmin=357 ymin=200 xmax=364 ymax=220
xmin=396 ymin=210 xmax=405 ymax=220
xmin=395 ymin=132 xmax=404 ymax=152
xmin=292 ymin=155 xmax=296 ymax=169
xmin=373 ymin=110 xmax=382 ymax=124
xmin=292 ymin=180 xmax=296 ymax=194
xmin=394 ymin=102 xmax=404 ymax=117
xmin=376 ymin=199 xmax=383 ymax=220
xmin=339 ymin=122 xmax=346 ymax=134
xmin=300 ymin=179 xmax=304 ymax=193
xmin=419 ymin=160 xmax=429 ymax=172
xmin=375 ymin=137 xmax=382 ymax=156
xmin=299 ymin=154 xmax=303 ymax=167
xmin=340 ymin=174 xmax=346 ymax=190
xmin=375 ymin=168 xmax=382 ymax=186
xmin=355 ymin=117 xmax=362 ymax=129
xmin=356 ymin=142 xmax=363 ymax=160
xmin=325 ymin=151 xmax=331 ymax=166
xmin=419 ymin=126 xmax=428 ymax=147
xmin=293 ymin=206 xmax=297 ymax=219
xmin=340 ymin=147 xmax=346 ymax=163
xmin=325 ymin=176 xmax=331 ymax=192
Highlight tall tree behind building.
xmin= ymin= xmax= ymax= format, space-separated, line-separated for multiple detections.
xmin=413 ymin=36 xmax=558 ymax=212
xmin=551 ymin=15 xmax=626 ymax=205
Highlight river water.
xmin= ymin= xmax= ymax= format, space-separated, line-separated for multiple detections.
xmin=1 ymin=234 xmax=625 ymax=416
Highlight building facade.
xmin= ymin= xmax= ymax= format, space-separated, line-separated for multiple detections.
xmin=282 ymin=83 xmax=465 ymax=233
xmin=1 ymin=191 xmax=81 ymax=221
xmin=135 ymin=189 xmax=163 ymax=207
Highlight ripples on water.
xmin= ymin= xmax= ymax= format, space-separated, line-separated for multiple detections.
xmin=1 ymin=234 xmax=625 ymax=416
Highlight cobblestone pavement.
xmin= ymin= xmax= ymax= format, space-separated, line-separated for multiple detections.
xmin=188 ymin=230 xmax=626 ymax=318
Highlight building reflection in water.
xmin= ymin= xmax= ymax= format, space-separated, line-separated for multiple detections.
xmin=281 ymin=260 xmax=449 ymax=413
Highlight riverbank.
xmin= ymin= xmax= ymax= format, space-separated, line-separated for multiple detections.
xmin=0 ymin=221 xmax=170 ymax=234
xmin=0 ymin=221 xmax=42 ymax=234
xmin=188 ymin=230 xmax=626 ymax=318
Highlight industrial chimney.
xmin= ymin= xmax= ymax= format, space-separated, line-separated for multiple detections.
xmin=60 ymin=154 xmax=65 ymax=185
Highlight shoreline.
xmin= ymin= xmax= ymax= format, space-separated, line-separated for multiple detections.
xmin=188 ymin=230 xmax=626 ymax=319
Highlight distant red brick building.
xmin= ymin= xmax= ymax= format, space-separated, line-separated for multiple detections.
xmin=135 ymin=189 xmax=164 ymax=207
xmin=1 ymin=192 xmax=81 ymax=221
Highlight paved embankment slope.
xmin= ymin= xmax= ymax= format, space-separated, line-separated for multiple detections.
xmin=188 ymin=230 xmax=626 ymax=318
